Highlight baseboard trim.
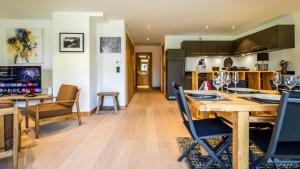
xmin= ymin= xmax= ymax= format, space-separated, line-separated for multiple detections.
xmin=87 ymin=105 xmax=126 ymax=115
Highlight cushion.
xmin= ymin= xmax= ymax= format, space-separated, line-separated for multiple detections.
xmin=27 ymin=103 xmax=72 ymax=119
xmin=56 ymin=84 xmax=78 ymax=107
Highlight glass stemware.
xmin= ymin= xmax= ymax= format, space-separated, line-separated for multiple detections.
xmin=213 ymin=75 xmax=223 ymax=100
xmin=224 ymin=74 xmax=232 ymax=93
xmin=273 ymin=72 xmax=281 ymax=93
xmin=232 ymin=72 xmax=239 ymax=93
xmin=284 ymin=75 xmax=297 ymax=91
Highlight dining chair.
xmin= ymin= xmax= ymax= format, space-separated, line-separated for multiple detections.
xmin=250 ymin=91 xmax=300 ymax=169
xmin=172 ymin=82 xmax=232 ymax=169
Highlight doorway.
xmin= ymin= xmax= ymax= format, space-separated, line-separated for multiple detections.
xmin=136 ymin=52 xmax=152 ymax=88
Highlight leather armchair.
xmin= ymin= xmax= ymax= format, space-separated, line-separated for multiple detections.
xmin=26 ymin=84 xmax=81 ymax=138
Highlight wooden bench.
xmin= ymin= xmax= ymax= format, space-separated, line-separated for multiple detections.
xmin=96 ymin=92 xmax=120 ymax=114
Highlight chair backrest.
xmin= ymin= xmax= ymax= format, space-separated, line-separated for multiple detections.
xmin=228 ymin=80 xmax=247 ymax=88
xmin=172 ymin=82 xmax=199 ymax=140
xmin=56 ymin=84 xmax=78 ymax=107
xmin=267 ymin=92 xmax=300 ymax=156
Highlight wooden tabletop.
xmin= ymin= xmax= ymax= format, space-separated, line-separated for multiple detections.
xmin=185 ymin=90 xmax=279 ymax=169
xmin=0 ymin=94 xmax=52 ymax=101
xmin=185 ymin=90 xmax=279 ymax=112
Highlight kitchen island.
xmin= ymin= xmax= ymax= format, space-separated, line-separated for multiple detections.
xmin=192 ymin=70 xmax=275 ymax=90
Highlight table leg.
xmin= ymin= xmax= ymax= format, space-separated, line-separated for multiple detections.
xmin=232 ymin=111 xmax=249 ymax=169
xmin=25 ymin=99 xmax=29 ymax=128
xmin=96 ymin=96 xmax=101 ymax=114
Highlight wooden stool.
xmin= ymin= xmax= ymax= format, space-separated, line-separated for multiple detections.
xmin=96 ymin=92 xmax=120 ymax=114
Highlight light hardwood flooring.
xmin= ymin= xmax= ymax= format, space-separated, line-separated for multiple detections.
xmin=1 ymin=89 xmax=189 ymax=169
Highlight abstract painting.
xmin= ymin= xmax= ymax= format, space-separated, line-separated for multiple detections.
xmin=59 ymin=33 xmax=84 ymax=52
xmin=6 ymin=28 xmax=43 ymax=64
xmin=100 ymin=37 xmax=121 ymax=53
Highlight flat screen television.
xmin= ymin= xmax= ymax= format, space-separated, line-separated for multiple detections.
xmin=0 ymin=66 xmax=42 ymax=94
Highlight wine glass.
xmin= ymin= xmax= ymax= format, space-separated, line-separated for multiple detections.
xmin=273 ymin=72 xmax=281 ymax=93
xmin=284 ymin=75 xmax=297 ymax=91
xmin=224 ymin=74 xmax=232 ymax=93
xmin=213 ymin=75 xmax=223 ymax=99
xmin=232 ymin=72 xmax=239 ymax=93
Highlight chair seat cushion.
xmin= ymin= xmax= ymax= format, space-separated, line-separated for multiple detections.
xmin=27 ymin=103 xmax=72 ymax=119
xmin=250 ymin=129 xmax=300 ymax=157
xmin=183 ymin=118 xmax=232 ymax=139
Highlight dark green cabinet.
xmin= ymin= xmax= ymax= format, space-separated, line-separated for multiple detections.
xmin=216 ymin=41 xmax=232 ymax=55
xmin=166 ymin=49 xmax=185 ymax=99
xmin=265 ymin=25 xmax=295 ymax=50
xmin=180 ymin=25 xmax=294 ymax=57
xmin=201 ymin=41 xmax=217 ymax=55
xmin=181 ymin=41 xmax=201 ymax=56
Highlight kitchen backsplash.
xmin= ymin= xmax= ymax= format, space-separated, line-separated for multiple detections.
xmin=185 ymin=50 xmax=291 ymax=72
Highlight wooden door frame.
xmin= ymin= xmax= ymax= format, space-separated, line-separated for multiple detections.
xmin=136 ymin=52 xmax=152 ymax=88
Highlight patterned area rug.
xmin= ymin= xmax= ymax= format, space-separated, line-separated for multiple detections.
xmin=177 ymin=137 xmax=300 ymax=169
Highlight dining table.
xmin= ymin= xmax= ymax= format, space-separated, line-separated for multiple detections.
xmin=185 ymin=90 xmax=279 ymax=169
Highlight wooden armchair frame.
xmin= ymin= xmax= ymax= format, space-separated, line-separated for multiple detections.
xmin=26 ymin=89 xmax=81 ymax=138
xmin=0 ymin=107 xmax=19 ymax=169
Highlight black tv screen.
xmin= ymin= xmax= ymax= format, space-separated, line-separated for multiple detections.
xmin=0 ymin=66 xmax=42 ymax=94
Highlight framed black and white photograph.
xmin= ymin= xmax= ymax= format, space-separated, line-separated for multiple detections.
xmin=59 ymin=33 xmax=84 ymax=52
xmin=100 ymin=37 xmax=121 ymax=53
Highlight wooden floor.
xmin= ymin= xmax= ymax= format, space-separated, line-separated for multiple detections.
xmin=1 ymin=90 xmax=189 ymax=169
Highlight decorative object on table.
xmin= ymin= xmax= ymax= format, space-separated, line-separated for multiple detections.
xmin=224 ymin=74 xmax=232 ymax=93
xmin=5 ymin=28 xmax=43 ymax=64
xmin=100 ymin=37 xmax=121 ymax=53
xmin=280 ymin=60 xmax=288 ymax=75
xmin=273 ymin=72 xmax=282 ymax=92
xmin=196 ymin=58 xmax=206 ymax=71
xmin=59 ymin=33 xmax=84 ymax=52
xmin=232 ymin=72 xmax=239 ymax=93
xmin=257 ymin=53 xmax=269 ymax=71
xmin=284 ymin=75 xmax=297 ymax=91
xmin=223 ymin=57 xmax=233 ymax=70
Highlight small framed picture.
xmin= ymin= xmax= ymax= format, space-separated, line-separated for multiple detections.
xmin=59 ymin=33 xmax=84 ymax=52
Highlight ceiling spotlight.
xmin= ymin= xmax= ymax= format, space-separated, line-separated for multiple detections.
xmin=146 ymin=37 xmax=150 ymax=41
xmin=147 ymin=25 xmax=151 ymax=29
xmin=205 ymin=25 xmax=209 ymax=29
xmin=232 ymin=25 xmax=236 ymax=29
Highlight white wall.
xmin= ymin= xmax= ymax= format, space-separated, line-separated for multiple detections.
xmin=135 ymin=45 xmax=161 ymax=87
xmin=0 ymin=19 xmax=53 ymax=89
xmin=97 ymin=20 xmax=127 ymax=106
xmin=52 ymin=12 xmax=102 ymax=112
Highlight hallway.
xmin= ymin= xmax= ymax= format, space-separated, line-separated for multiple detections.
xmin=1 ymin=90 xmax=189 ymax=169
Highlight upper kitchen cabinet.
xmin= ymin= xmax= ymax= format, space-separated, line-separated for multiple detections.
xmin=216 ymin=41 xmax=232 ymax=55
xmin=201 ymin=41 xmax=217 ymax=55
xmin=249 ymin=30 xmax=267 ymax=52
xmin=181 ymin=41 xmax=201 ymax=56
xmin=265 ymin=25 xmax=295 ymax=50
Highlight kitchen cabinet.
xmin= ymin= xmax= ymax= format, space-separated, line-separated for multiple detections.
xmin=217 ymin=41 xmax=232 ymax=55
xmin=181 ymin=41 xmax=201 ymax=56
xmin=249 ymin=30 xmax=267 ymax=52
xmin=166 ymin=49 xmax=185 ymax=99
xmin=266 ymin=25 xmax=295 ymax=50
xmin=201 ymin=41 xmax=217 ymax=55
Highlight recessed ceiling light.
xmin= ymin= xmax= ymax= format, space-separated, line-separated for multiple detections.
xmin=147 ymin=25 xmax=151 ymax=29
xmin=232 ymin=25 xmax=236 ymax=30
xmin=146 ymin=37 xmax=150 ymax=41
xmin=219 ymin=56 xmax=223 ymax=58
xmin=204 ymin=56 xmax=208 ymax=58
xmin=205 ymin=25 xmax=209 ymax=29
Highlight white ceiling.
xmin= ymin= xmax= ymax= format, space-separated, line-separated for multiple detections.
xmin=1 ymin=0 xmax=300 ymax=44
